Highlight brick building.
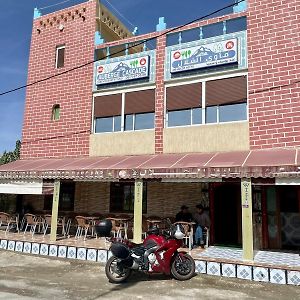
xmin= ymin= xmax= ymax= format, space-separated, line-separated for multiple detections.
xmin=0 ymin=0 xmax=300 ymax=263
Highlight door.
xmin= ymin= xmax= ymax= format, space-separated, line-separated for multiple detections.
xmin=265 ymin=187 xmax=281 ymax=249
xmin=213 ymin=183 xmax=242 ymax=246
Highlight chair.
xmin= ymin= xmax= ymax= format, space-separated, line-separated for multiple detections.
xmin=75 ymin=216 xmax=92 ymax=240
xmin=109 ymin=218 xmax=126 ymax=238
xmin=0 ymin=212 xmax=19 ymax=233
xmin=42 ymin=215 xmax=63 ymax=235
xmin=23 ymin=214 xmax=44 ymax=236
xmin=174 ymin=221 xmax=194 ymax=251
xmin=142 ymin=217 xmax=149 ymax=239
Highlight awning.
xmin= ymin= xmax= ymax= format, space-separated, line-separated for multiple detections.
xmin=0 ymin=148 xmax=299 ymax=181
xmin=0 ymin=179 xmax=43 ymax=194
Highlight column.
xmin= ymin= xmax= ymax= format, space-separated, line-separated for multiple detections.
xmin=50 ymin=180 xmax=60 ymax=242
xmin=133 ymin=179 xmax=143 ymax=243
xmin=241 ymin=178 xmax=254 ymax=260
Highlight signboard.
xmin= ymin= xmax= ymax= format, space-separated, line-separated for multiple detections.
xmin=95 ymin=55 xmax=150 ymax=85
xmin=241 ymin=178 xmax=251 ymax=208
xmin=170 ymin=38 xmax=238 ymax=73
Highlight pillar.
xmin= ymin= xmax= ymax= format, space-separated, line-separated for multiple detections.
xmin=241 ymin=178 xmax=254 ymax=260
xmin=50 ymin=180 xmax=60 ymax=242
xmin=133 ymin=179 xmax=143 ymax=243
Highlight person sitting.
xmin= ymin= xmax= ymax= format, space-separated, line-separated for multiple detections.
xmin=175 ymin=205 xmax=193 ymax=222
xmin=193 ymin=204 xmax=210 ymax=248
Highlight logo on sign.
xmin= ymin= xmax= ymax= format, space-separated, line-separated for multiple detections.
xmin=95 ymin=56 xmax=150 ymax=85
xmin=170 ymin=39 xmax=238 ymax=73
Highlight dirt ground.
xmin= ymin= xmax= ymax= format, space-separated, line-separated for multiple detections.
xmin=0 ymin=250 xmax=299 ymax=300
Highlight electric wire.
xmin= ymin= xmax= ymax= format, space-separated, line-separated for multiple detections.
xmin=0 ymin=0 xmax=246 ymax=97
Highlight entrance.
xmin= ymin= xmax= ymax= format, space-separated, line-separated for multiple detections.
xmin=212 ymin=183 xmax=242 ymax=247
xmin=265 ymin=186 xmax=300 ymax=250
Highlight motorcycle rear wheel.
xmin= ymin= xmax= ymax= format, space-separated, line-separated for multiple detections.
xmin=105 ymin=256 xmax=132 ymax=283
xmin=171 ymin=253 xmax=195 ymax=281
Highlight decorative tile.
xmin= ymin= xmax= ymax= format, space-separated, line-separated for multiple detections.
xmin=98 ymin=249 xmax=108 ymax=263
xmin=287 ymin=271 xmax=300 ymax=286
xmin=31 ymin=243 xmax=40 ymax=255
xmin=207 ymin=262 xmax=221 ymax=276
xmin=222 ymin=263 xmax=236 ymax=278
xmin=270 ymin=269 xmax=286 ymax=285
xmin=87 ymin=249 xmax=97 ymax=262
xmin=77 ymin=248 xmax=87 ymax=260
xmin=107 ymin=250 xmax=113 ymax=260
xmin=7 ymin=240 xmax=15 ymax=251
xmin=67 ymin=247 xmax=77 ymax=259
xmin=15 ymin=241 xmax=23 ymax=252
xmin=253 ymin=267 xmax=269 ymax=282
xmin=195 ymin=260 xmax=206 ymax=274
xmin=0 ymin=239 xmax=7 ymax=250
xmin=49 ymin=245 xmax=58 ymax=257
xmin=23 ymin=242 xmax=31 ymax=254
xmin=237 ymin=265 xmax=252 ymax=280
xmin=40 ymin=244 xmax=49 ymax=256
xmin=58 ymin=246 xmax=67 ymax=258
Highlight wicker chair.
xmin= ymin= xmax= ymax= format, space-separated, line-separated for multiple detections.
xmin=75 ymin=216 xmax=92 ymax=240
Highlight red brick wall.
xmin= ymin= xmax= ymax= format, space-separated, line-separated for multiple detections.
xmin=21 ymin=0 xmax=97 ymax=159
xmin=248 ymin=0 xmax=300 ymax=149
xmin=154 ymin=35 xmax=166 ymax=154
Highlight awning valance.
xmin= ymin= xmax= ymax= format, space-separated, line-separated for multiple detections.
xmin=0 ymin=148 xmax=299 ymax=181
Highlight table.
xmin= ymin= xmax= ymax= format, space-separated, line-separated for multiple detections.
xmin=85 ymin=216 xmax=100 ymax=237
xmin=107 ymin=217 xmax=130 ymax=239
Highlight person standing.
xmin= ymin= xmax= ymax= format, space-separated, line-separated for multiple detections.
xmin=193 ymin=204 xmax=210 ymax=248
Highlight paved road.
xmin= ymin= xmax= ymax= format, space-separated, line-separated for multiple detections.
xmin=0 ymin=251 xmax=299 ymax=300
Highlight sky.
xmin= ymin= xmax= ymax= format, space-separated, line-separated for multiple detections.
xmin=0 ymin=0 xmax=235 ymax=154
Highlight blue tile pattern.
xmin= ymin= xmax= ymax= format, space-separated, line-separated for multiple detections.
xmin=0 ymin=239 xmax=8 ymax=250
xmin=270 ymin=269 xmax=286 ymax=285
xmin=222 ymin=263 xmax=236 ymax=278
xmin=7 ymin=240 xmax=15 ymax=251
xmin=58 ymin=246 xmax=67 ymax=258
xmin=207 ymin=262 xmax=221 ymax=276
xmin=23 ymin=242 xmax=31 ymax=254
xmin=287 ymin=271 xmax=300 ymax=286
xmin=15 ymin=241 xmax=23 ymax=252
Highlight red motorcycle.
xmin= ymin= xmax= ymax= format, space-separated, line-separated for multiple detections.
xmin=96 ymin=220 xmax=195 ymax=283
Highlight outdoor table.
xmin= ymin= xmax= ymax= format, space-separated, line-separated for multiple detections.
xmin=146 ymin=219 xmax=162 ymax=227
xmin=85 ymin=216 xmax=100 ymax=237
xmin=107 ymin=217 xmax=130 ymax=239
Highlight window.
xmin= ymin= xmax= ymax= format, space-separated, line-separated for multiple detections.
xmin=219 ymin=103 xmax=247 ymax=122
xmin=166 ymin=82 xmax=202 ymax=127
xmin=125 ymin=112 xmax=155 ymax=131
xmin=55 ymin=45 xmax=65 ymax=68
xmin=95 ymin=116 xmax=121 ymax=133
xmin=94 ymin=89 xmax=155 ymax=133
xmin=43 ymin=182 xmax=75 ymax=211
xmin=206 ymin=76 xmax=247 ymax=123
xmin=167 ymin=76 xmax=247 ymax=127
xmin=110 ymin=182 xmax=147 ymax=213
xmin=52 ymin=104 xmax=60 ymax=121
xmin=94 ymin=94 xmax=122 ymax=133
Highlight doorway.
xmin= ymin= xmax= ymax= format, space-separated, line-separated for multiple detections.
xmin=213 ymin=183 xmax=242 ymax=247
xmin=265 ymin=186 xmax=300 ymax=250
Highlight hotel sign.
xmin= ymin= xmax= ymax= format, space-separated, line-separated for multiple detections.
xmin=170 ymin=38 xmax=238 ymax=73
xmin=95 ymin=55 xmax=150 ymax=85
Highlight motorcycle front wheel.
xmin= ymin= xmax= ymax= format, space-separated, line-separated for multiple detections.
xmin=105 ymin=256 xmax=132 ymax=283
xmin=171 ymin=253 xmax=195 ymax=281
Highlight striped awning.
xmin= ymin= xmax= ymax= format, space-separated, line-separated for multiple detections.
xmin=0 ymin=148 xmax=299 ymax=181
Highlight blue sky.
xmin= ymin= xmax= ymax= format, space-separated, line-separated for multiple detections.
xmin=0 ymin=0 xmax=234 ymax=154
